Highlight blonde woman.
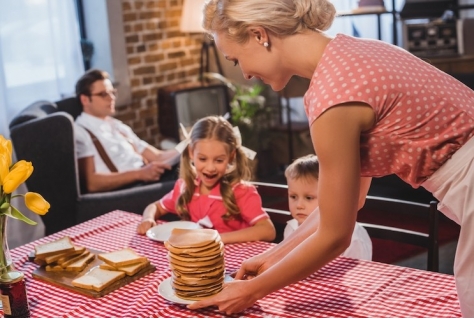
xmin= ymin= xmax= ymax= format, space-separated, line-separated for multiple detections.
xmin=188 ymin=0 xmax=474 ymax=315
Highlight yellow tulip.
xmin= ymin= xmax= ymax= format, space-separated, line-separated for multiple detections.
xmin=0 ymin=136 xmax=12 ymax=166
xmin=0 ymin=154 xmax=9 ymax=185
xmin=24 ymin=192 xmax=50 ymax=215
xmin=2 ymin=160 xmax=34 ymax=194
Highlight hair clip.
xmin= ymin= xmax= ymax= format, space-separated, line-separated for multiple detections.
xmin=175 ymin=123 xmax=191 ymax=154
xmin=233 ymin=126 xmax=256 ymax=160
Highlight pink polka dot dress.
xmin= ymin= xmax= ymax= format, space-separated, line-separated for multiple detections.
xmin=304 ymin=34 xmax=474 ymax=188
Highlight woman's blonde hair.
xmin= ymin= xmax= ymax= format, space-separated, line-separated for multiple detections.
xmin=203 ymin=0 xmax=336 ymax=44
xmin=176 ymin=116 xmax=253 ymax=221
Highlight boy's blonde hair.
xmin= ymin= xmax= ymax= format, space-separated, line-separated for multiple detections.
xmin=285 ymin=154 xmax=319 ymax=182
xmin=177 ymin=116 xmax=253 ymax=221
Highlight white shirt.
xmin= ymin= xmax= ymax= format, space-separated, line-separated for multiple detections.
xmin=284 ymin=218 xmax=373 ymax=261
xmin=75 ymin=113 xmax=148 ymax=173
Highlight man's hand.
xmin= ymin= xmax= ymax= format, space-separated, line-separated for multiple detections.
xmin=187 ymin=280 xmax=260 ymax=315
xmin=139 ymin=162 xmax=171 ymax=182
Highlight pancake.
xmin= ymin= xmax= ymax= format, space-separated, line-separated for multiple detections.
xmin=172 ymin=273 xmax=224 ymax=287
xmin=168 ymin=249 xmax=224 ymax=261
xmin=168 ymin=250 xmax=223 ymax=262
xmin=174 ymin=285 xmax=224 ymax=300
xmin=164 ymin=239 xmax=223 ymax=256
xmin=168 ymin=255 xmax=224 ymax=268
xmin=171 ymin=264 xmax=225 ymax=275
xmin=172 ymin=268 xmax=225 ymax=280
xmin=166 ymin=228 xmax=219 ymax=248
xmin=165 ymin=228 xmax=225 ymax=301
xmin=173 ymin=281 xmax=223 ymax=292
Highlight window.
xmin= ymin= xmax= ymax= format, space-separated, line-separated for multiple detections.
xmin=0 ymin=0 xmax=84 ymax=136
xmin=77 ymin=0 xmax=131 ymax=107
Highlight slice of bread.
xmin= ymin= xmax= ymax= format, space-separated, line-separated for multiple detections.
xmin=120 ymin=260 xmax=150 ymax=276
xmin=35 ymin=236 xmax=75 ymax=258
xmin=45 ymin=263 xmax=64 ymax=272
xmin=71 ymin=267 xmax=126 ymax=292
xmin=99 ymin=263 xmax=116 ymax=271
xmin=99 ymin=260 xmax=150 ymax=276
xmin=65 ymin=252 xmax=95 ymax=272
xmin=33 ymin=257 xmax=47 ymax=266
xmin=98 ymin=248 xmax=147 ymax=267
xmin=58 ymin=250 xmax=90 ymax=267
xmin=43 ymin=246 xmax=86 ymax=264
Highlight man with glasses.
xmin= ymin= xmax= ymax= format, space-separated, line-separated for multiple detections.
xmin=74 ymin=68 xmax=179 ymax=193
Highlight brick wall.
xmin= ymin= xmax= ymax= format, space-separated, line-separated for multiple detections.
xmin=118 ymin=0 xmax=202 ymax=146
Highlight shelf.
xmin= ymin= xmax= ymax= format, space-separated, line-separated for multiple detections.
xmin=426 ymin=54 xmax=474 ymax=73
xmin=338 ymin=8 xmax=391 ymax=17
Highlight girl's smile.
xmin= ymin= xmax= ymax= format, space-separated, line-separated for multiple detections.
xmin=189 ymin=139 xmax=233 ymax=192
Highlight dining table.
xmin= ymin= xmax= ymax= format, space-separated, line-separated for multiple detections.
xmin=4 ymin=210 xmax=461 ymax=318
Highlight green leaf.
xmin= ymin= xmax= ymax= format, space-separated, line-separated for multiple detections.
xmin=0 ymin=202 xmax=9 ymax=210
xmin=4 ymin=205 xmax=37 ymax=226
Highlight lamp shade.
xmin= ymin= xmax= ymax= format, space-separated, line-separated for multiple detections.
xmin=180 ymin=0 xmax=206 ymax=33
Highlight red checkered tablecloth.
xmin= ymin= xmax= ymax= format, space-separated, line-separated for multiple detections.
xmin=6 ymin=211 xmax=461 ymax=318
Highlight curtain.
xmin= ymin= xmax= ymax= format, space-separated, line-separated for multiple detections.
xmin=0 ymin=0 xmax=84 ymax=138
xmin=0 ymin=0 xmax=84 ymax=248
xmin=329 ymin=0 xmax=406 ymax=43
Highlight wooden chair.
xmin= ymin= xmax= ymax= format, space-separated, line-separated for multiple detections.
xmin=358 ymin=196 xmax=440 ymax=272
xmin=252 ymin=182 xmax=440 ymax=272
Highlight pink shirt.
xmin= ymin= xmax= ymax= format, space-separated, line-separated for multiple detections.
xmin=305 ymin=34 xmax=474 ymax=187
xmin=159 ymin=179 xmax=269 ymax=233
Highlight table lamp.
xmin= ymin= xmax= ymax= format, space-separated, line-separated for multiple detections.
xmin=180 ymin=0 xmax=224 ymax=79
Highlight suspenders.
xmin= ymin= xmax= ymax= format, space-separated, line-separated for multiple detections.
xmin=80 ymin=127 xmax=119 ymax=173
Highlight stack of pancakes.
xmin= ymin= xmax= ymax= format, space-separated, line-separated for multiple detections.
xmin=164 ymin=228 xmax=225 ymax=300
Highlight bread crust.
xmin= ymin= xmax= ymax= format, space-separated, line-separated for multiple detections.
xmin=71 ymin=267 xmax=126 ymax=292
xmin=98 ymin=248 xmax=147 ymax=267
xmin=35 ymin=236 xmax=75 ymax=258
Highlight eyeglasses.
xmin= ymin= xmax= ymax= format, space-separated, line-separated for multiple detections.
xmin=89 ymin=89 xmax=117 ymax=99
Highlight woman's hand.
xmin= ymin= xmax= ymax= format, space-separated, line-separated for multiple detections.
xmin=187 ymin=279 xmax=260 ymax=315
xmin=234 ymin=251 xmax=274 ymax=280
xmin=188 ymin=250 xmax=277 ymax=314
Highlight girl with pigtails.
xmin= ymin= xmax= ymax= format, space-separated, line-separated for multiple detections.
xmin=137 ymin=115 xmax=276 ymax=244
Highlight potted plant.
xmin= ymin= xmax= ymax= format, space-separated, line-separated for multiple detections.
xmin=202 ymin=73 xmax=273 ymax=154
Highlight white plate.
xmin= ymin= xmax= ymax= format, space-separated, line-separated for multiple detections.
xmin=158 ymin=275 xmax=233 ymax=305
xmin=146 ymin=221 xmax=202 ymax=242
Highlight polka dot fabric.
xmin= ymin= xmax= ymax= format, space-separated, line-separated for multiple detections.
xmin=304 ymin=34 xmax=474 ymax=187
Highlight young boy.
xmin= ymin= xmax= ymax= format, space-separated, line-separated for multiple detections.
xmin=284 ymin=154 xmax=372 ymax=260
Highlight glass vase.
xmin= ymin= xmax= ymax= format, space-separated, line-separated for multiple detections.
xmin=0 ymin=215 xmax=13 ymax=275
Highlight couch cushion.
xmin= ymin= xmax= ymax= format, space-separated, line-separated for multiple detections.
xmin=56 ymin=96 xmax=83 ymax=120
xmin=9 ymin=100 xmax=58 ymax=129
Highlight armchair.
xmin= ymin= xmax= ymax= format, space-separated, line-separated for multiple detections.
xmin=9 ymin=99 xmax=176 ymax=235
